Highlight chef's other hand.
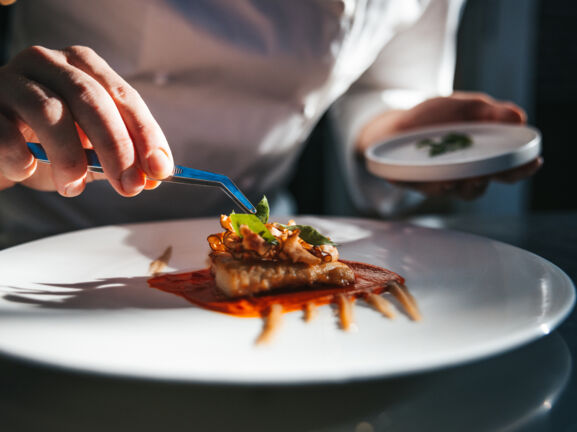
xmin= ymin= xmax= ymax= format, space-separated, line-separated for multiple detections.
xmin=0 ymin=45 xmax=173 ymax=196
xmin=356 ymin=92 xmax=542 ymax=200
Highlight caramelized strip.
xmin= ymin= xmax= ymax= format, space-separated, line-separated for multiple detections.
xmin=148 ymin=246 xmax=173 ymax=276
xmin=256 ymin=303 xmax=283 ymax=345
xmin=365 ymin=293 xmax=395 ymax=319
xmin=303 ymin=302 xmax=317 ymax=322
xmin=389 ymin=282 xmax=421 ymax=321
xmin=335 ymin=294 xmax=354 ymax=331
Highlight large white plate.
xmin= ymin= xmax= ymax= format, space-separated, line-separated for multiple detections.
xmin=365 ymin=122 xmax=541 ymax=181
xmin=0 ymin=217 xmax=573 ymax=384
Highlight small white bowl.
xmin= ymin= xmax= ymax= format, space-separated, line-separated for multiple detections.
xmin=365 ymin=122 xmax=541 ymax=182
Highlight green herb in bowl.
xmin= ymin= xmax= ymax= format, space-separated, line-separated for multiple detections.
xmin=417 ymin=132 xmax=473 ymax=157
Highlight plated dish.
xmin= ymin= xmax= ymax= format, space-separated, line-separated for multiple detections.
xmin=148 ymin=198 xmax=420 ymax=344
xmin=0 ymin=217 xmax=573 ymax=383
xmin=365 ymin=122 xmax=541 ymax=182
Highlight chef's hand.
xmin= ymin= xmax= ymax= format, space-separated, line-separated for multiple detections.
xmin=0 ymin=45 xmax=173 ymax=196
xmin=356 ymin=92 xmax=543 ymax=200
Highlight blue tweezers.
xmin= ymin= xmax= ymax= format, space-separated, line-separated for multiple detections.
xmin=26 ymin=142 xmax=256 ymax=214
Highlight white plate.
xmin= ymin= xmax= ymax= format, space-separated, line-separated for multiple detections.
xmin=0 ymin=217 xmax=573 ymax=384
xmin=365 ymin=122 xmax=541 ymax=181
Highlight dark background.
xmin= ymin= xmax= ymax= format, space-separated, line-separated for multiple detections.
xmin=532 ymin=1 xmax=577 ymax=211
xmin=289 ymin=0 xmax=577 ymax=215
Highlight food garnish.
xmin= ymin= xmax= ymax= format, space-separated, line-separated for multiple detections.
xmin=225 ymin=196 xmax=334 ymax=248
xmin=417 ymin=132 xmax=473 ymax=156
xmin=148 ymin=196 xmax=420 ymax=344
xmin=148 ymin=246 xmax=172 ymax=276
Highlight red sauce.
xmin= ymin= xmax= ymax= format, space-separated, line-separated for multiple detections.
xmin=148 ymin=260 xmax=404 ymax=318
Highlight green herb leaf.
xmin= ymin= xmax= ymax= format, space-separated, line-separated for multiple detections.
xmin=228 ymin=196 xmax=333 ymax=246
xmin=417 ymin=138 xmax=434 ymax=148
xmin=254 ymin=196 xmax=270 ymax=224
xmin=417 ymin=132 xmax=473 ymax=157
xmin=230 ymin=213 xmax=278 ymax=244
xmin=444 ymin=133 xmax=473 ymax=145
xmin=282 ymin=224 xmax=336 ymax=246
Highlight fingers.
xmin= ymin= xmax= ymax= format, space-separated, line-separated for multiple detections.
xmin=401 ymin=92 xmax=527 ymax=133
xmin=492 ymin=157 xmax=543 ymax=183
xmin=0 ymin=73 xmax=88 ymax=196
xmin=454 ymin=96 xmax=526 ymax=125
xmin=456 ymin=178 xmax=489 ymax=200
xmin=16 ymin=156 xmax=163 ymax=191
xmin=19 ymin=163 xmax=57 ymax=191
xmin=8 ymin=46 xmax=145 ymax=196
xmin=62 ymin=46 xmax=173 ymax=179
xmin=144 ymin=179 xmax=162 ymax=190
xmin=0 ymin=111 xmax=37 ymax=182
xmin=388 ymin=180 xmax=454 ymax=197
xmin=496 ymin=102 xmax=526 ymax=124
xmin=390 ymin=178 xmax=489 ymax=200
xmin=390 ymin=157 xmax=543 ymax=200
xmin=449 ymin=92 xmax=526 ymax=124
xmin=3 ymin=45 xmax=171 ymax=197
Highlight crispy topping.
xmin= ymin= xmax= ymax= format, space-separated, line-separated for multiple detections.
xmin=208 ymin=215 xmax=338 ymax=265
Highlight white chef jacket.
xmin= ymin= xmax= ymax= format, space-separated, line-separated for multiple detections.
xmin=0 ymin=0 xmax=464 ymax=245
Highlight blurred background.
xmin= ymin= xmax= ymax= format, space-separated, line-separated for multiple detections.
xmin=290 ymin=0 xmax=576 ymax=217
xmin=0 ymin=0 xmax=575 ymax=218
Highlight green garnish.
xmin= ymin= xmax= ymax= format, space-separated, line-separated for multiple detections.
xmin=229 ymin=196 xmax=336 ymax=246
xmin=229 ymin=213 xmax=278 ymax=244
xmin=417 ymin=132 xmax=473 ymax=157
xmin=229 ymin=196 xmax=276 ymax=244
xmin=282 ymin=225 xmax=336 ymax=246
xmin=254 ymin=195 xmax=270 ymax=224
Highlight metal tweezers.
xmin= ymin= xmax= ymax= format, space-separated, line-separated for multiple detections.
xmin=26 ymin=142 xmax=256 ymax=214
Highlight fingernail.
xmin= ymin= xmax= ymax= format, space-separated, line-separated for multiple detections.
xmin=63 ymin=177 xmax=85 ymax=197
xmin=146 ymin=149 xmax=172 ymax=179
xmin=144 ymin=179 xmax=161 ymax=190
xmin=23 ymin=155 xmax=37 ymax=171
xmin=121 ymin=166 xmax=145 ymax=195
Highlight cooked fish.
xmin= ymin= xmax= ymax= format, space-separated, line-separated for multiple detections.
xmin=210 ymin=253 xmax=355 ymax=297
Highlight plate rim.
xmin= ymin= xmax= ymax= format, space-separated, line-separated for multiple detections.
xmin=0 ymin=217 xmax=574 ymax=384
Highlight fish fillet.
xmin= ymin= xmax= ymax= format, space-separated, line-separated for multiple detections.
xmin=210 ymin=253 xmax=355 ymax=297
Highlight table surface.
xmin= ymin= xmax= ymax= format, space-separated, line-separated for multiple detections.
xmin=0 ymin=211 xmax=575 ymax=432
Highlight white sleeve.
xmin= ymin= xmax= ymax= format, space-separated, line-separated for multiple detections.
xmin=329 ymin=0 xmax=465 ymax=217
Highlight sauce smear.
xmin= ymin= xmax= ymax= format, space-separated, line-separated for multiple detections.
xmin=148 ymin=260 xmax=404 ymax=317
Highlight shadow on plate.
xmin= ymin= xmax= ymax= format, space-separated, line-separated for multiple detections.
xmin=1 ymin=276 xmax=192 ymax=310
xmin=0 ymin=332 xmax=570 ymax=432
